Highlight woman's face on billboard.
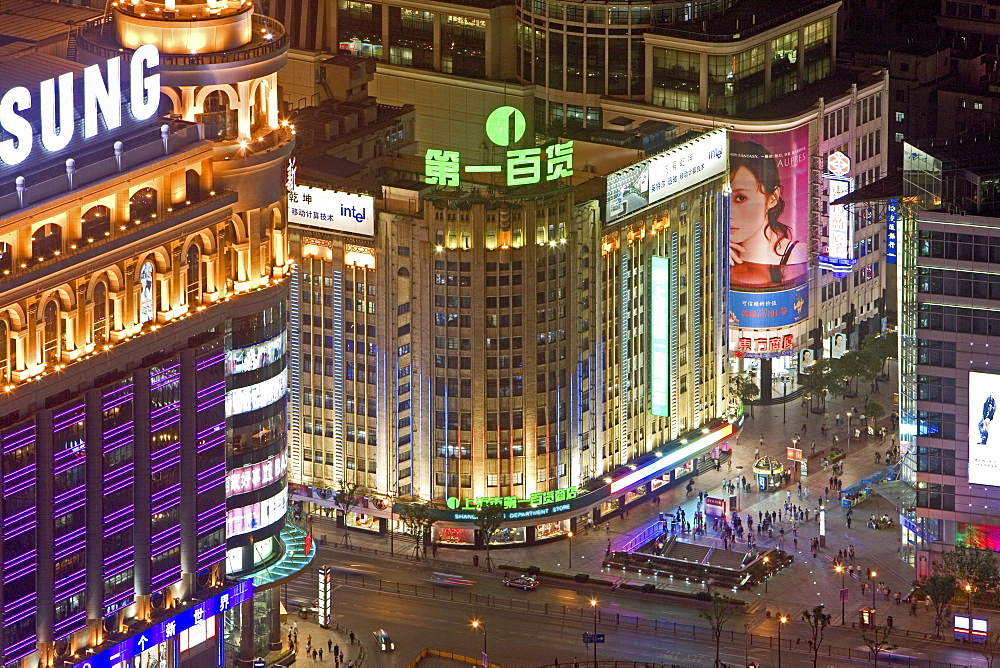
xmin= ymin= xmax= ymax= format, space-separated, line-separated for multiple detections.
xmin=730 ymin=166 xmax=780 ymax=245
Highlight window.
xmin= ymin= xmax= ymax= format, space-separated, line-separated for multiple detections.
xmin=43 ymin=300 xmax=60 ymax=363
xmin=137 ymin=261 xmax=154 ymax=323
xmin=186 ymin=245 xmax=201 ymax=306
xmin=0 ymin=320 xmax=7 ymax=382
xmin=93 ymin=281 xmax=108 ymax=345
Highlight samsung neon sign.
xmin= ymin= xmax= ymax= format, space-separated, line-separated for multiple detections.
xmin=0 ymin=44 xmax=160 ymax=166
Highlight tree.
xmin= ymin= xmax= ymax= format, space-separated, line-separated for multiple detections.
xmin=474 ymin=502 xmax=505 ymax=571
xmin=800 ymin=359 xmax=835 ymax=413
xmin=397 ymin=503 xmax=436 ymax=560
xmin=860 ymin=624 xmax=898 ymax=667
xmin=828 ymin=350 xmax=880 ymax=398
xmin=976 ymin=631 xmax=1000 ymax=668
xmin=935 ymin=548 xmax=1000 ymax=605
xmin=802 ymin=604 xmax=832 ymax=668
xmin=699 ymin=593 xmax=742 ymax=667
xmin=913 ymin=574 xmax=956 ymax=638
xmin=862 ymin=331 xmax=898 ymax=381
xmin=729 ymin=371 xmax=760 ymax=418
xmin=332 ymin=481 xmax=364 ymax=547
xmin=864 ymin=400 xmax=886 ymax=426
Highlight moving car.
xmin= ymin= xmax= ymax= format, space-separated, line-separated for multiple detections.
xmin=373 ymin=629 xmax=395 ymax=651
xmin=426 ymin=572 xmax=476 ymax=587
xmin=502 ymin=575 xmax=538 ymax=590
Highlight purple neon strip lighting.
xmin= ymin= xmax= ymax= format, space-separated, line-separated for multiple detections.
xmin=4 ymin=551 xmax=36 ymax=570
xmin=196 ymin=424 xmax=225 ymax=440
xmin=102 ymin=425 xmax=133 ymax=442
xmin=151 ymin=541 xmax=183 ymax=556
xmin=150 ymin=444 xmax=180 ymax=462
xmin=151 ymin=458 xmax=181 ymax=476
xmin=3 ymin=523 xmax=37 ymax=543
xmin=103 ymin=463 xmax=135 ymax=481
xmin=103 ymin=553 xmax=135 ymax=570
xmin=196 ymin=379 xmax=225 ymax=396
xmin=104 ymin=505 xmax=134 ymax=523
xmin=54 ymin=578 xmax=87 ymax=597
xmin=5 ymin=590 xmax=38 ymax=611
xmin=53 ymin=486 xmax=85 ymax=503
xmin=197 ymin=462 xmax=226 ymax=479
xmin=150 ymin=482 xmax=181 ymax=502
xmin=4 ymin=564 xmax=36 ymax=581
xmin=103 ymin=519 xmax=134 ymax=537
xmin=3 ymin=608 xmax=36 ymax=626
xmin=151 ymin=567 xmax=181 ymax=587
xmin=4 ymin=465 xmax=37 ymax=487
xmin=197 ymin=353 xmax=224 ymax=371
xmin=197 ymin=548 xmax=225 ymax=567
xmin=104 ymin=478 xmax=134 ymax=495
xmin=3 ymin=635 xmax=39 ymax=662
xmin=151 ymin=526 xmax=181 ymax=544
xmin=53 ymin=611 xmax=87 ymax=635
xmin=197 ymin=503 xmax=226 ymax=519
xmin=103 ymin=588 xmax=135 ymax=606
xmin=54 ymin=525 xmax=86 ymax=545
xmin=3 ymin=425 xmax=35 ymax=450
xmin=3 ymin=504 xmax=36 ymax=523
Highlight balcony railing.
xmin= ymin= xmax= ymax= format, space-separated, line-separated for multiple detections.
xmin=76 ymin=13 xmax=288 ymax=66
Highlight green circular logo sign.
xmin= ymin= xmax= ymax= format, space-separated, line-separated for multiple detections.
xmin=485 ymin=106 xmax=526 ymax=147
xmin=446 ymin=496 xmax=460 ymax=509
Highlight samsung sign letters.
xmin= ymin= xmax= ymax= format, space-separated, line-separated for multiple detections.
xmin=288 ymin=185 xmax=375 ymax=236
xmin=0 ymin=44 xmax=160 ymax=166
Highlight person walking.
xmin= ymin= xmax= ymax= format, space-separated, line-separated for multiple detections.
xmin=319 ymin=648 xmax=324 ymax=661
xmin=349 ymin=631 xmax=355 ymax=645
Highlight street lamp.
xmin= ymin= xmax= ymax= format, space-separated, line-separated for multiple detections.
xmin=782 ymin=378 xmax=789 ymax=424
xmin=471 ymin=620 xmax=487 ymax=667
xmin=763 ymin=556 xmax=770 ymax=594
xmin=835 ymin=565 xmax=846 ymax=625
xmin=870 ymin=569 xmax=878 ymax=616
xmin=777 ymin=615 xmax=788 ymax=668
xmin=966 ymin=584 xmax=974 ymax=618
xmin=567 ymin=531 xmax=574 ymax=565
xmin=590 ymin=599 xmax=599 ymax=667
xmin=846 ymin=411 xmax=853 ymax=451
xmin=735 ymin=466 xmax=744 ymax=511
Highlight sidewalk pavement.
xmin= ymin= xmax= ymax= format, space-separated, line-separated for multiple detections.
xmin=279 ymin=613 xmax=363 ymax=666
xmin=315 ymin=371 xmax=938 ymax=638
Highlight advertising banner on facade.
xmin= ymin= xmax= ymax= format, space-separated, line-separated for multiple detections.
xmin=649 ymin=256 xmax=671 ymax=417
xmin=729 ymin=283 xmax=808 ymax=329
xmin=605 ymin=129 xmax=727 ymax=223
xmin=970 ymin=371 xmax=1000 ymax=486
xmin=818 ymin=174 xmax=856 ymax=272
xmin=732 ymin=327 xmax=798 ymax=359
xmin=288 ymin=185 xmax=375 ymax=236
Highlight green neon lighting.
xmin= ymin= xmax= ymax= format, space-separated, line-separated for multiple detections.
xmin=485 ymin=106 xmax=526 ymax=147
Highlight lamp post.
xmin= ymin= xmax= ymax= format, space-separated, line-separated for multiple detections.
xmin=735 ymin=466 xmax=744 ymax=511
xmin=763 ymin=555 xmax=770 ymax=594
xmin=846 ymin=411 xmax=853 ymax=451
xmin=782 ymin=378 xmax=789 ymax=424
xmin=966 ymin=584 xmax=973 ymax=618
xmin=777 ymin=615 xmax=788 ymax=668
xmin=870 ymin=569 xmax=878 ymax=618
xmin=471 ymin=620 xmax=487 ymax=667
xmin=567 ymin=531 xmax=574 ymax=566
xmin=590 ymin=599 xmax=599 ymax=666
xmin=835 ymin=565 xmax=846 ymax=625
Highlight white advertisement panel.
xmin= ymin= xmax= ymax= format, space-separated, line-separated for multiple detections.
xmin=970 ymin=371 xmax=1000 ymax=486
xmin=606 ymin=129 xmax=727 ymax=223
xmin=226 ymin=449 xmax=288 ymax=497
xmin=225 ymin=372 xmax=287 ymax=417
xmin=226 ymin=489 xmax=288 ymax=537
xmin=826 ymin=175 xmax=853 ymax=261
xmin=288 ymin=185 xmax=375 ymax=236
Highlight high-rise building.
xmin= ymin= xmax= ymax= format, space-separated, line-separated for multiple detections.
xmin=270 ymin=0 xmax=893 ymax=546
xmin=894 ymin=138 xmax=1000 ymax=575
xmin=0 ymin=0 xmax=306 ymax=665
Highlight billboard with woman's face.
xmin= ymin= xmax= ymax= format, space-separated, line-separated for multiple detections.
xmin=728 ymin=127 xmax=810 ymax=343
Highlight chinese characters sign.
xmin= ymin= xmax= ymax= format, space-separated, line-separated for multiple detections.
xmin=729 ymin=284 xmax=808 ymax=329
xmin=818 ymin=174 xmax=856 ymax=272
xmin=446 ymin=485 xmax=578 ymax=511
xmin=226 ymin=449 xmax=288 ymax=497
xmin=424 ymin=106 xmax=573 ymax=187
xmin=734 ymin=331 xmax=797 ymax=359
xmin=288 ymin=185 xmax=375 ymax=236
xmin=886 ymin=198 xmax=898 ymax=264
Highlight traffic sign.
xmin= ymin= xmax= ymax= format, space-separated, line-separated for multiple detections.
xmin=253 ymin=659 xmax=265 ymax=668
xmin=582 ymin=633 xmax=605 ymax=644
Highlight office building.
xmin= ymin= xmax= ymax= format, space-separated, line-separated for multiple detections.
xmin=0 ymin=0 xmax=308 ymax=664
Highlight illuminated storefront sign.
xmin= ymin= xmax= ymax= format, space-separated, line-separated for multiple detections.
xmin=606 ymin=129 xmax=727 ymax=223
xmin=0 ymin=44 xmax=160 ymax=166
xmin=649 ymin=256 xmax=671 ymax=416
xmin=76 ymin=581 xmax=253 ymax=668
xmin=226 ymin=331 xmax=286 ymax=375
xmin=226 ymin=488 xmax=288 ymax=537
xmin=424 ymin=106 xmax=573 ymax=187
xmin=818 ymin=174 xmax=856 ymax=272
xmin=226 ymin=450 xmax=288 ymax=497
xmin=729 ymin=284 xmax=808 ymax=329
xmin=225 ymin=372 xmax=287 ymax=417
xmin=610 ymin=423 xmax=735 ymax=494
xmin=886 ymin=199 xmax=899 ymax=264
xmin=288 ymin=185 xmax=375 ymax=236
xmin=446 ymin=486 xmax=578 ymax=511
xmin=733 ymin=329 xmax=797 ymax=359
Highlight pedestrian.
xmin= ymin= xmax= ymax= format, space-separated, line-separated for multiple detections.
xmin=349 ymin=631 xmax=355 ymax=645
xmin=307 ymin=634 xmax=312 ymax=649
xmin=319 ymin=648 xmax=324 ymax=661
xmin=911 ymin=601 xmax=918 ymax=616
xmin=802 ymin=422 xmax=808 ymax=434
xmin=312 ymin=649 xmax=317 ymax=661
xmin=895 ymin=592 xmax=902 ymax=605
xmin=728 ymin=458 xmax=732 ymax=471
xmin=334 ymin=644 xmax=340 ymax=658
xmin=349 ymin=661 xmax=354 ymax=668
xmin=760 ymin=435 xmax=764 ymax=449
xmin=887 ymin=615 xmax=894 ymax=629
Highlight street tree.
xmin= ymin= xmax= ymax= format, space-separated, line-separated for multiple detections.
xmin=397 ymin=503 xmax=436 ymax=559
xmin=699 ymin=593 xmax=742 ymax=668
xmin=860 ymin=624 xmax=899 ymax=668
xmin=864 ymin=400 xmax=886 ymax=427
xmin=802 ymin=604 xmax=833 ymax=668
xmin=913 ymin=574 xmax=956 ymax=638
xmin=729 ymin=371 xmax=760 ymax=418
xmin=935 ymin=548 xmax=1000 ymax=605
xmin=474 ymin=502 xmax=505 ymax=571
xmin=977 ymin=631 xmax=1000 ymax=668
xmin=801 ymin=359 xmax=835 ymax=413
xmin=332 ymin=481 xmax=364 ymax=547
xmin=862 ymin=331 xmax=898 ymax=381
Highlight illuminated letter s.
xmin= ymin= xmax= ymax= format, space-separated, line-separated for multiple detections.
xmin=130 ymin=44 xmax=160 ymax=121
xmin=0 ymin=86 xmax=32 ymax=165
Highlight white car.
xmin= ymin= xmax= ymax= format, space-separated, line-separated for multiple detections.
xmin=373 ymin=629 xmax=394 ymax=651
xmin=502 ymin=575 xmax=538 ymax=590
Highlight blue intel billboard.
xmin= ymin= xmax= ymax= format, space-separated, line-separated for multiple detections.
xmin=729 ymin=284 xmax=809 ymax=329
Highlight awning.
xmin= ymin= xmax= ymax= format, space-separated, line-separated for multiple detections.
xmin=868 ymin=479 xmax=916 ymax=511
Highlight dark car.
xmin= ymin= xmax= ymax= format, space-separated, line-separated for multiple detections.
xmin=502 ymin=575 xmax=538 ymax=590
xmin=373 ymin=629 xmax=394 ymax=651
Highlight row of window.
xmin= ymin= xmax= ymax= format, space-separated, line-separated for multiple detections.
xmin=918 ymin=303 xmax=1000 ymax=336
xmin=918 ymin=267 xmax=1000 ymax=299
xmin=918 ymin=230 xmax=1000 ymax=261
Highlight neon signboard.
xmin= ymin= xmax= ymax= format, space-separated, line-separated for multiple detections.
xmin=424 ymin=106 xmax=573 ymax=187
xmin=818 ymin=174 xmax=857 ymax=272
xmin=226 ymin=450 xmax=288 ymax=497
xmin=610 ymin=423 xmax=735 ymax=494
xmin=0 ymin=44 xmax=160 ymax=166
xmin=446 ymin=486 xmax=578 ymax=511
xmin=649 ymin=256 xmax=671 ymax=416
xmin=886 ymin=198 xmax=899 ymax=264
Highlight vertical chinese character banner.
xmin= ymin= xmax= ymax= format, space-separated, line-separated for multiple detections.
xmin=728 ymin=126 xmax=811 ymax=359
